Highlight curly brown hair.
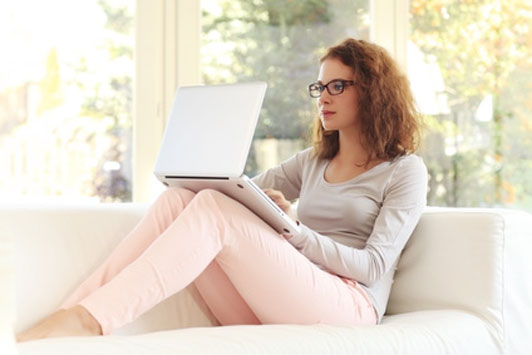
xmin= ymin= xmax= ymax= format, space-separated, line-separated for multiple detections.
xmin=312 ymin=38 xmax=421 ymax=165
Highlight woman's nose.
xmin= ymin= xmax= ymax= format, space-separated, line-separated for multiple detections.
xmin=318 ymin=90 xmax=331 ymax=105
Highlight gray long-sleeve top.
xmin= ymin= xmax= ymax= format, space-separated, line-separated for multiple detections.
xmin=251 ymin=147 xmax=428 ymax=322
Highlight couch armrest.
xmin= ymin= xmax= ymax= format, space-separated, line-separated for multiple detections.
xmin=0 ymin=236 xmax=16 ymax=354
xmin=0 ymin=203 xmax=217 ymax=337
xmin=387 ymin=207 xmax=532 ymax=355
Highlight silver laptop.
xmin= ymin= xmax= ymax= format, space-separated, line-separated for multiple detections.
xmin=154 ymin=82 xmax=300 ymax=235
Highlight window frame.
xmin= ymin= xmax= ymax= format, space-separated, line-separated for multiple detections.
xmin=133 ymin=0 xmax=201 ymax=201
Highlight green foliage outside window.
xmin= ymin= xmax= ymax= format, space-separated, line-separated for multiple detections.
xmin=202 ymin=0 xmax=369 ymax=140
xmin=411 ymin=0 xmax=532 ymax=210
xmin=201 ymin=0 xmax=369 ymax=176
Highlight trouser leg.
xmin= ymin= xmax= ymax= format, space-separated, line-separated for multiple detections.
xmin=61 ymin=188 xmax=195 ymax=309
xmin=194 ymin=260 xmax=261 ymax=325
xmin=78 ymin=189 xmax=376 ymax=334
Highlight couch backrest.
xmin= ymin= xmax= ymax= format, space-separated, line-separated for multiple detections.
xmin=387 ymin=207 xmax=532 ymax=355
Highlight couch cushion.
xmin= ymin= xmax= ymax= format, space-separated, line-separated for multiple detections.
xmin=17 ymin=310 xmax=499 ymax=355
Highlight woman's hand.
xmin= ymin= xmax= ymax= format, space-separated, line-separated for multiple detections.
xmin=262 ymin=188 xmax=296 ymax=222
xmin=262 ymin=189 xmax=299 ymax=240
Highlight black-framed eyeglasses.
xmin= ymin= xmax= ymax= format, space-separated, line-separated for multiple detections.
xmin=308 ymin=79 xmax=355 ymax=98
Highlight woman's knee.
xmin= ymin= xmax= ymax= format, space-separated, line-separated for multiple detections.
xmin=158 ymin=187 xmax=196 ymax=207
xmin=192 ymin=189 xmax=241 ymax=211
xmin=194 ymin=188 xmax=226 ymax=201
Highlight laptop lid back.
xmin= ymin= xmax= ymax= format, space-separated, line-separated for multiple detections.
xmin=154 ymin=82 xmax=267 ymax=179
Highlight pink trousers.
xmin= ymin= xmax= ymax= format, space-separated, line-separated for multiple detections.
xmin=61 ymin=188 xmax=377 ymax=334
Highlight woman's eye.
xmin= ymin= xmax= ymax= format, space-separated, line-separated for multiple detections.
xmin=333 ymin=82 xmax=343 ymax=91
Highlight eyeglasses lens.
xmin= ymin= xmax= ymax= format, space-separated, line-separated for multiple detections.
xmin=308 ymin=84 xmax=322 ymax=98
xmin=330 ymin=81 xmax=344 ymax=95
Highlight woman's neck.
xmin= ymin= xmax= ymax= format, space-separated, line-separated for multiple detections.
xmin=336 ymin=129 xmax=370 ymax=166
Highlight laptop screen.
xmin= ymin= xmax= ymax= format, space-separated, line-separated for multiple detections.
xmin=154 ymin=82 xmax=267 ymax=178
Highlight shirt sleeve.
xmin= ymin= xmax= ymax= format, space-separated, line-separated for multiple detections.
xmin=250 ymin=148 xmax=310 ymax=201
xmin=285 ymin=155 xmax=428 ymax=286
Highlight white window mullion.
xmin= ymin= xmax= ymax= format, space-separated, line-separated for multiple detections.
xmin=164 ymin=0 xmax=202 ymax=125
xmin=134 ymin=0 xmax=165 ymax=202
xmin=133 ymin=0 xmax=200 ymax=202
xmin=175 ymin=0 xmax=201 ymax=88
xmin=370 ymin=0 xmax=409 ymax=72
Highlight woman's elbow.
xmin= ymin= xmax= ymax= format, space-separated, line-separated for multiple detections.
xmin=360 ymin=251 xmax=386 ymax=286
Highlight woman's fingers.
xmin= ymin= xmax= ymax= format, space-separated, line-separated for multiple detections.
xmin=262 ymin=189 xmax=298 ymax=224
xmin=262 ymin=188 xmax=290 ymax=212
xmin=263 ymin=189 xmax=285 ymax=204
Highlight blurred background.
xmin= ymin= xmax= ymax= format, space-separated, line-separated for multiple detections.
xmin=1 ymin=0 xmax=531 ymax=212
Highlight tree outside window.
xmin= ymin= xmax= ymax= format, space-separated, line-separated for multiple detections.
xmin=410 ymin=0 xmax=532 ymax=211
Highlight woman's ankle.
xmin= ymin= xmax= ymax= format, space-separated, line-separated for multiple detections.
xmin=16 ymin=306 xmax=102 ymax=342
xmin=72 ymin=305 xmax=103 ymax=336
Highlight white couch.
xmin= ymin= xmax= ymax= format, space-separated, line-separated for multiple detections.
xmin=1 ymin=203 xmax=531 ymax=355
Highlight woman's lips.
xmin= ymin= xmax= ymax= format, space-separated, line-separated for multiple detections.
xmin=321 ymin=110 xmax=335 ymax=119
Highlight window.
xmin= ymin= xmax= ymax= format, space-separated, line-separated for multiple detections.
xmin=5 ymin=1 xmax=528 ymax=211
xmin=201 ymin=0 xmax=370 ymax=176
xmin=409 ymin=0 xmax=532 ymax=211
xmin=0 ymin=0 xmax=134 ymax=202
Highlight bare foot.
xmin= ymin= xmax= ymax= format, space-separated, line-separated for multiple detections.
xmin=16 ymin=305 xmax=102 ymax=342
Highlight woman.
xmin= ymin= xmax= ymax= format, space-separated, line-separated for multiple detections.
xmin=18 ymin=38 xmax=427 ymax=341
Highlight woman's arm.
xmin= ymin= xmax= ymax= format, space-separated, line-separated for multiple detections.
xmin=251 ymin=148 xmax=311 ymax=200
xmin=285 ymin=156 xmax=428 ymax=286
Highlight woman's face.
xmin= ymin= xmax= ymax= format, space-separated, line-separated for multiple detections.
xmin=316 ymin=58 xmax=359 ymax=132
